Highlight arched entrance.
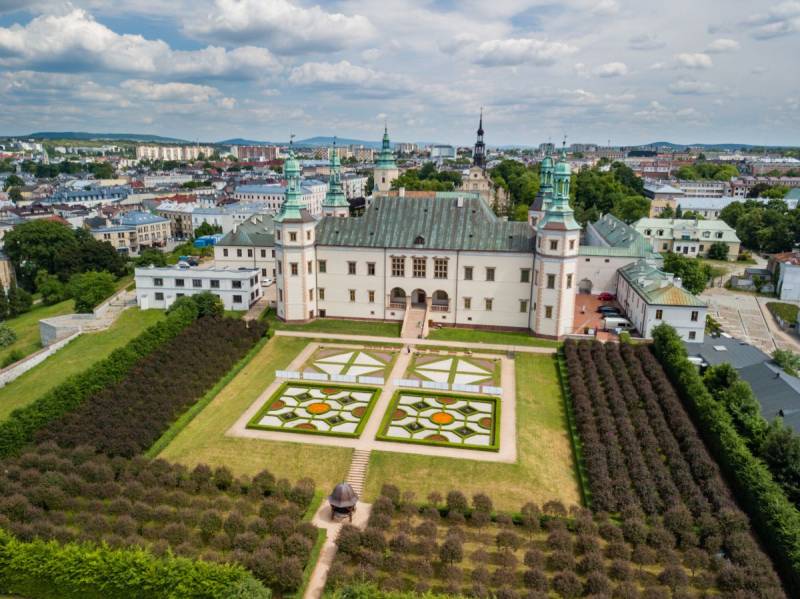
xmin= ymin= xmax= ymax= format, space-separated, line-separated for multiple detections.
xmin=431 ymin=290 xmax=449 ymax=312
xmin=578 ymin=278 xmax=593 ymax=294
xmin=389 ymin=287 xmax=406 ymax=308
xmin=411 ymin=289 xmax=427 ymax=308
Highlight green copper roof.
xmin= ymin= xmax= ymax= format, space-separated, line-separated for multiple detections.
xmin=583 ymin=214 xmax=661 ymax=260
xmin=323 ymin=144 xmax=349 ymax=208
xmin=375 ymin=125 xmax=397 ymax=169
xmin=316 ymin=195 xmax=533 ymax=252
xmin=275 ymin=146 xmax=305 ymax=223
xmin=619 ymin=260 xmax=707 ymax=307
xmin=217 ymin=214 xmax=275 ymax=247
xmin=539 ymin=152 xmax=579 ymax=230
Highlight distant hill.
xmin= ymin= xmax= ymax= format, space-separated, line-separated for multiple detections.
xmin=295 ymin=136 xmax=383 ymax=148
xmin=21 ymin=131 xmax=191 ymax=143
xmin=638 ymin=141 xmax=797 ymax=150
xmin=217 ymin=138 xmax=278 ymax=146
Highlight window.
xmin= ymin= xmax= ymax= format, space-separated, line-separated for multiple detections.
xmin=260 ymin=249 xmax=266 ymax=258
xmin=520 ymin=269 xmax=530 ymax=283
xmin=486 ymin=267 xmax=495 ymax=282
xmin=349 ymin=289 xmax=356 ymax=302
xmin=210 ymin=279 xmax=220 ymax=289
xmin=688 ymin=331 xmax=697 ymax=340
xmin=566 ymin=274 xmax=573 ymax=289
xmin=691 ymin=310 xmax=699 ymax=322
xmin=655 ymin=309 xmax=663 ymax=320
xmin=715 ymin=232 xmax=723 ymax=239
xmin=520 ymin=300 xmax=528 ymax=313
xmin=464 ymin=266 xmax=473 ymax=280
xmin=485 ymin=298 xmax=493 ymax=311
xmin=464 ymin=297 xmax=471 ymax=309
xmin=319 ymin=288 xmax=325 ymax=300
xmin=547 ymin=274 xmax=556 ymax=289
xmin=236 ymin=249 xmax=242 ymax=257
xmin=175 ymin=278 xmax=185 ymax=287
xmin=702 ymin=231 xmax=710 ymax=238
xmin=392 ymin=257 xmax=405 ymax=277
xmin=348 ymin=261 xmax=357 ymax=275
xmin=434 ymin=258 xmax=448 ymax=279
xmin=549 ymin=240 xmax=558 ymax=251
xmin=367 ymin=262 xmax=376 ymax=276
xmin=306 ymin=230 xmax=311 ymax=240
xmin=290 ymin=263 xmax=298 ymax=276
xmin=657 ymin=229 xmax=664 ymax=236
xmin=155 ymin=292 xmax=164 ymax=300
xmin=277 ymin=262 xmax=282 ymax=275
xmin=233 ymin=295 xmax=242 ymax=304
xmin=545 ymin=305 xmax=553 ymax=318
xmin=414 ymin=235 xmax=425 ymax=245
xmin=289 ymin=232 xmax=297 ymax=242
xmin=569 ymin=239 xmax=575 ymax=250
xmin=413 ymin=257 xmax=426 ymax=278
xmin=262 ymin=268 xmax=267 ymax=277
xmin=232 ymin=280 xmax=242 ymax=289
xmin=271 ymin=250 xmax=275 ymax=258
xmin=247 ymin=249 xmax=253 ymax=257
xmin=368 ymin=290 xmax=375 ymax=303
xmin=645 ymin=229 xmax=652 ymax=235
xmin=662 ymin=243 xmax=669 ymax=250
xmin=193 ymin=279 xmax=202 ymax=288
xmin=278 ymin=289 xmax=283 ymax=302
xmin=307 ymin=260 xmax=313 ymax=274
xmin=309 ymin=289 xmax=314 ymax=301
xmin=153 ymin=277 xmax=163 ymax=287
xmin=318 ymin=260 xmax=327 ymax=273
xmin=223 ymin=248 xmax=228 ymax=257
xmin=534 ymin=270 xmax=539 ymax=285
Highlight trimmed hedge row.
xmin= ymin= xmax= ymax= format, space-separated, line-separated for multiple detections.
xmin=652 ymin=323 xmax=800 ymax=595
xmin=0 ymin=302 xmax=198 ymax=458
xmin=324 ymin=583 xmax=461 ymax=599
xmin=0 ymin=528 xmax=270 ymax=599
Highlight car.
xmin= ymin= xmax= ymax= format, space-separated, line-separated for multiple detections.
xmin=597 ymin=292 xmax=615 ymax=301
xmin=597 ymin=305 xmax=621 ymax=315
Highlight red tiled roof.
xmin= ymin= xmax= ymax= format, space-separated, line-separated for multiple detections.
xmin=772 ymin=251 xmax=800 ymax=265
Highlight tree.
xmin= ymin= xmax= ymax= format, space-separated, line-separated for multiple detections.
xmin=662 ymin=252 xmax=712 ymax=294
xmin=3 ymin=220 xmax=81 ymax=289
xmin=3 ymin=174 xmax=23 ymax=190
xmin=194 ymin=222 xmax=223 ymax=238
xmin=35 ymin=270 xmax=67 ymax=305
xmin=439 ymin=537 xmax=463 ymax=565
xmin=8 ymin=188 xmax=22 ymax=203
xmin=759 ymin=419 xmax=800 ymax=505
xmin=75 ymin=229 xmax=127 ymax=278
xmin=772 ymin=349 xmax=800 ymax=376
xmin=659 ymin=205 xmax=675 ymax=218
xmin=134 ymin=249 xmax=167 ymax=267
xmin=0 ymin=322 xmax=16 ymax=348
xmin=707 ymin=241 xmax=729 ymax=260
xmin=89 ymin=162 xmax=115 ymax=179
xmin=611 ymin=195 xmax=650 ymax=224
xmin=67 ymin=271 xmax=116 ymax=313
xmin=5 ymin=282 xmax=32 ymax=317
xmin=0 ymin=288 xmax=8 ymax=320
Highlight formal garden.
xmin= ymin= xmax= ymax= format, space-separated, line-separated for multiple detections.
xmin=247 ymin=383 xmax=379 ymax=437
xmin=407 ymin=354 xmax=499 ymax=386
xmin=302 ymin=347 xmax=396 ymax=378
xmin=377 ymin=391 xmax=499 ymax=450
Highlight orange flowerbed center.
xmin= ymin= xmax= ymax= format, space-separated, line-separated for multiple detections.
xmin=431 ymin=411 xmax=454 ymax=425
xmin=307 ymin=402 xmax=331 ymax=415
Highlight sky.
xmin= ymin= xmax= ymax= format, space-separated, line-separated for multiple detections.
xmin=0 ymin=0 xmax=797 ymax=146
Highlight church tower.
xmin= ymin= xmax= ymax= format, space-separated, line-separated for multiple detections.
xmin=532 ymin=149 xmax=580 ymax=338
xmin=472 ymin=108 xmax=486 ymax=170
xmin=322 ymin=141 xmax=350 ymax=218
xmin=274 ymin=142 xmax=318 ymax=322
xmin=373 ymin=125 xmax=399 ymax=194
xmin=528 ymin=155 xmax=554 ymax=227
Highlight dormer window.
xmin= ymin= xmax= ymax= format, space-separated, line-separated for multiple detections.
xmin=414 ymin=235 xmax=425 ymax=245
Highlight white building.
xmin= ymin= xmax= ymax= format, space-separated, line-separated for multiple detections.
xmin=672 ymin=179 xmax=728 ymax=197
xmin=214 ymin=214 xmax=277 ymax=282
xmin=134 ymin=265 xmax=261 ymax=311
xmin=771 ymin=252 xmax=800 ymax=302
xmin=136 ymin=145 xmax=214 ymax=161
xmin=341 ymin=173 xmax=368 ymax=199
xmin=192 ymin=201 xmax=272 ymax=234
xmin=633 ymin=217 xmax=740 ymax=259
xmin=430 ymin=145 xmax=456 ymax=161
xmin=142 ymin=173 xmax=194 ymax=188
xmin=233 ymin=181 xmax=326 ymax=216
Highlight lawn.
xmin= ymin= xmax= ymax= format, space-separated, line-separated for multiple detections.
xmin=362 ymin=353 xmax=580 ymax=510
xmin=157 ymin=336 xmax=353 ymax=490
xmin=0 ymin=308 xmax=164 ymax=422
xmin=426 ymin=326 xmax=561 ymax=348
xmin=263 ymin=310 xmax=401 ymax=337
xmin=0 ymin=299 xmax=76 ymax=366
xmin=767 ymin=301 xmax=799 ymax=324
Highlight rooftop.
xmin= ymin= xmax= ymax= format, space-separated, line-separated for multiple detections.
xmin=217 ymin=213 xmax=276 ymax=247
xmin=618 ymin=260 xmax=707 ymax=307
xmin=633 ymin=217 xmax=740 ymax=243
xmin=118 ymin=210 xmax=169 ymax=226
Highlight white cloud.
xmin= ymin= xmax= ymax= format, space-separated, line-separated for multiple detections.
xmin=628 ymin=33 xmax=665 ymax=50
xmin=634 ymin=100 xmax=705 ymax=124
xmin=593 ymin=62 xmax=628 ymax=77
xmin=288 ymin=60 xmax=410 ymax=96
xmin=675 ymin=53 xmax=713 ymax=69
xmin=589 ymin=0 xmax=620 ymax=16
xmin=742 ymin=1 xmax=800 ymax=39
xmin=120 ymin=79 xmax=222 ymax=103
xmin=183 ymin=0 xmax=375 ymax=53
xmin=667 ymin=79 xmax=718 ymax=95
xmin=0 ymin=9 xmax=281 ymax=78
xmin=706 ymin=38 xmax=740 ymax=53
xmin=473 ymin=38 xmax=577 ymax=67
xmin=439 ymin=34 xmax=478 ymax=55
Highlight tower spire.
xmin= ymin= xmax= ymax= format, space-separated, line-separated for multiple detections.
xmin=472 ymin=107 xmax=486 ymax=170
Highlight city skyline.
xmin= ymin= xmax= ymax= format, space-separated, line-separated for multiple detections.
xmin=0 ymin=1 xmax=797 ymax=146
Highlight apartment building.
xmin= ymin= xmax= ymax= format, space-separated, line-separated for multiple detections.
xmin=134 ymin=266 xmax=261 ymax=310
xmin=633 ymin=217 xmax=740 ymax=259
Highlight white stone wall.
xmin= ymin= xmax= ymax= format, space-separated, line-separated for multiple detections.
xmin=576 ymin=255 xmax=631 ymax=295
xmin=532 ymin=230 xmax=580 ymax=337
xmin=135 ymin=267 xmax=260 ymax=311
xmin=275 ymin=222 xmax=317 ymax=321
xmin=0 ymin=332 xmax=81 ymax=389
xmin=778 ymin=263 xmax=800 ymax=301
xmin=616 ymin=277 xmax=706 ymax=342
xmin=214 ymin=245 xmax=276 ymax=281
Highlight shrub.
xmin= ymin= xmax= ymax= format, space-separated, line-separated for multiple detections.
xmin=67 ymin=271 xmax=116 ymax=313
xmin=445 ymin=490 xmax=468 ymax=514
xmin=0 ymin=323 xmax=17 ymax=348
xmin=551 ymin=571 xmax=582 ymax=598
xmin=439 ymin=537 xmax=463 ymax=565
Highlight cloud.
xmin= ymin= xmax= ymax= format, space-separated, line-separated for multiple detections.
xmin=706 ymin=38 xmax=740 ymax=53
xmin=438 ymin=34 xmax=478 ymax=55
xmin=742 ymin=1 xmax=800 ymax=39
xmin=628 ymin=33 xmax=665 ymax=50
xmin=182 ymin=0 xmax=375 ymax=53
xmin=634 ymin=100 xmax=706 ymax=123
xmin=589 ymin=0 xmax=620 ymax=16
xmin=472 ymin=38 xmax=577 ymax=67
xmin=593 ymin=62 xmax=628 ymax=77
xmin=120 ymin=80 xmax=222 ymax=103
xmin=667 ymin=79 xmax=718 ymax=95
xmin=675 ymin=53 xmax=713 ymax=69
xmin=0 ymin=9 xmax=281 ymax=79
xmin=288 ymin=60 xmax=410 ymax=96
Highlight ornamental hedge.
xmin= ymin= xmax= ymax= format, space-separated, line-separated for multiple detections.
xmin=0 ymin=528 xmax=270 ymax=599
xmin=652 ymin=323 xmax=800 ymax=595
xmin=0 ymin=301 xmax=199 ymax=458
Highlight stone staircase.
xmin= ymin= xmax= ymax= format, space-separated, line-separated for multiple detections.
xmin=345 ymin=449 xmax=371 ymax=498
xmin=401 ymin=306 xmax=427 ymax=339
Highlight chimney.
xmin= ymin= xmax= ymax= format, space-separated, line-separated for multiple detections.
xmin=399 ymin=187 xmax=405 ymax=198
xmin=457 ymin=196 xmax=464 ymax=208
xmin=673 ymin=276 xmax=682 ymax=288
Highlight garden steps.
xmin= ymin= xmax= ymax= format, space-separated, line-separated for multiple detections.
xmin=401 ymin=307 xmax=427 ymax=339
xmin=345 ymin=448 xmax=371 ymax=496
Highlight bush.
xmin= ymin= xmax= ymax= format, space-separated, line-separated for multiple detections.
xmin=0 ymin=323 xmax=17 ymax=349
xmin=707 ymin=241 xmax=729 ymax=260
xmin=67 ymin=271 xmax=116 ymax=313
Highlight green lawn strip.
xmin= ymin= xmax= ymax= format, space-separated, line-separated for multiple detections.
xmin=0 ymin=299 xmax=75 ymax=366
xmin=363 ymin=353 xmax=581 ymax=510
xmin=767 ymin=302 xmax=799 ymax=324
xmin=0 ymin=309 xmax=165 ymax=422
xmin=556 ymin=349 xmax=593 ymax=508
xmin=247 ymin=381 xmax=379 ymax=439
xmin=145 ymin=335 xmax=270 ymax=459
xmin=426 ymin=327 xmax=561 ymax=348
xmin=157 ymin=336 xmax=353 ymax=490
xmin=292 ymin=527 xmax=327 ymax=599
xmin=264 ymin=310 xmax=401 ymax=337
xmin=375 ymin=389 xmax=500 ymax=452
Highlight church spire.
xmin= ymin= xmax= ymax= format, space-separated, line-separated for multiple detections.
xmin=322 ymin=137 xmax=349 ymax=214
xmin=275 ymin=136 xmax=304 ymax=223
xmin=472 ymin=107 xmax=486 ymax=170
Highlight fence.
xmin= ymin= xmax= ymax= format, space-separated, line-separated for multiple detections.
xmin=276 ymin=370 xmax=385 ymax=386
xmin=273 ymin=370 xmax=503 ymax=395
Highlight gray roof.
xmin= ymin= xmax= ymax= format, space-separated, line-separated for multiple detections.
xmin=217 ymin=213 xmax=275 ymax=247
xmin=582 ymin=214 xmax=660 ymax=259
xmin=316 ymin=195 xmax=533 ymax=252
xmin=689 ymin=334 xmax=769 ymax=368
xmin=118 ymin=211 xmax=168 ymax=225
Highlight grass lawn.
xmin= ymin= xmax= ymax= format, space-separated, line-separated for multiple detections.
xmin=263 ymin=310 xmax=401 ymax=337
xmin=0 ymin=308 xmax=164 ymax=422
xmin=767 ymin=302 xmax=799 ymax=324
xmin=426 ymin=326 xmax=561 ymax=348
xmin=0 ymin=299 xmax=75 ymax=366
xmin=363 ymin=353 xmax=580 ymax=510
xmin=157 ymin=336 xmax=353 ymax=490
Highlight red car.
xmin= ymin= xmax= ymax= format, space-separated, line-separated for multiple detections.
xmin=597 ymin=292 xmax=615 ymax=302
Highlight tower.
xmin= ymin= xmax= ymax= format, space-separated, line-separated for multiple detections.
xmin=528 ymin=155 xmax=554 ymax=227
xmin=472 ymin=108 xmax=486 ymax=170
xmin=532 ymin=148 xmax=581 ymax=338
xmin=274 ymin=142 xmax=318 ymax=322
xmin=373 ymin=125 xmax=399 ymax=194
xmin=322 ymin=141 xmax=350 ymax=218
